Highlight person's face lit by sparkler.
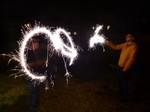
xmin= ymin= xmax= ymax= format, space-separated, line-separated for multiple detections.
xmin=29 ymin=38 xmax=40 ymax=50
xmin=125 ymin=34 xmax=134 ymax=43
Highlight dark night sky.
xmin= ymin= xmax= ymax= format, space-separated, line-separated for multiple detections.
xmin=1 ymin=0 xmax=150 ymax=25
xmin=0 ymin=0 xmax=150 ymax=52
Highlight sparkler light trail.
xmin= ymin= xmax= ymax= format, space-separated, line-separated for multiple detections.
xmin=54 ymin=28 xmax=78 ymax=65
xmin=2 ymin=23 xmax=78 ymax=83
xmin=89 ymin=25 xmax=106 ymax=51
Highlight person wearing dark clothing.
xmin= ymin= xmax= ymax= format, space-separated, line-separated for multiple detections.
xmin=117 ymin=66 xmax=129 ymax=99
xmin=27 ymin=38 xmax=55 ymax=112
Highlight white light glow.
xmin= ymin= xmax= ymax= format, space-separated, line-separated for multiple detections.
xmin=74 ymin=32 xmax=77 ymax=35
xmin=89 ymin=25 xmax=106 ymax=51
xmin=68 ymin=32 xmax=71 ymax=35
xmin=92 ymin=26 xmax=95 ymax=30
xmin=107 ymin=25 xmax=110 ymax=30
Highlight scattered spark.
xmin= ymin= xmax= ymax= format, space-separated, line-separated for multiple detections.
xmin=107 ymin=25 xmax=110 ymax=30
xmin=89 ymin=25 xmax=106 ymax=51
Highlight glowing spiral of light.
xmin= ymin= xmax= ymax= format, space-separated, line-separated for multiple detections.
xmin=54 ymin=28 xmax=77 ymax=65
xmin=6 ymin=24 xmax=78 ymax=82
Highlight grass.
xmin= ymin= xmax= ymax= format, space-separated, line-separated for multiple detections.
xmin=0 ymin=72 xmax=27 ymax=112
xmin=0 ymin=63 xmax=150 ymax=112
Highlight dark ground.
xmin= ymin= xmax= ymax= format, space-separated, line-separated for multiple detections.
xmin=0 ymin=64 xmax=150 ymax=112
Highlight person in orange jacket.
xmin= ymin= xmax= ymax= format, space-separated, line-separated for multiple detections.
xmin=106 ymin=33 xmax=138 ymax=102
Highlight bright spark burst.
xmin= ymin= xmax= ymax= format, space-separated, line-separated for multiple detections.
xmin=2 ymin=22 xmax=78 ymax=83
xmin=89 ymin=25 xmax=106 ymax=51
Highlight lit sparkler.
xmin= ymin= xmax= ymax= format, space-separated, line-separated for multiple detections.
xmin=89 ymin=25 xmax=106 ymax=51
xmin=2 ymin=23 xmax=78 ymax=83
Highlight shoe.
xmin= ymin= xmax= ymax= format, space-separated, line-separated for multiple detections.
xmin=120 ymin=97 xmax=128 ymax=103
xmin=35 ymin=102 xmax=40 ymax=107
xmin=29 ymin=108 xmax=37 ymax=112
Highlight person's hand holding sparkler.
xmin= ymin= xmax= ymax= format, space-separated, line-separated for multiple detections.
xmin=104 ymin=38 xmax=109 ymax=46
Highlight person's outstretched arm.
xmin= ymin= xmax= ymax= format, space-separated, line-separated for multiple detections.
xmin=106 ymin=41 xmax=123 ymax=50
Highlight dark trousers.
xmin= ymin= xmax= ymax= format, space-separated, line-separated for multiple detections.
xmin=28 ymin=65 xmax=55 ymax=112
xmin=28 ymin=81 xmax=40 ymax=112
xmin=117 ymin=66 xmax=128 ymax=98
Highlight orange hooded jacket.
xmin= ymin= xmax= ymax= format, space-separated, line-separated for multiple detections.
xmin=108 ymin=42 xmax=138 ymax=71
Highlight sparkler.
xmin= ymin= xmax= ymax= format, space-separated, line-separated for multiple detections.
xmin=89 ymin=25 xmax=106 ymax=51
xmin=3 ymin=23 xmax=78 ymax=83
